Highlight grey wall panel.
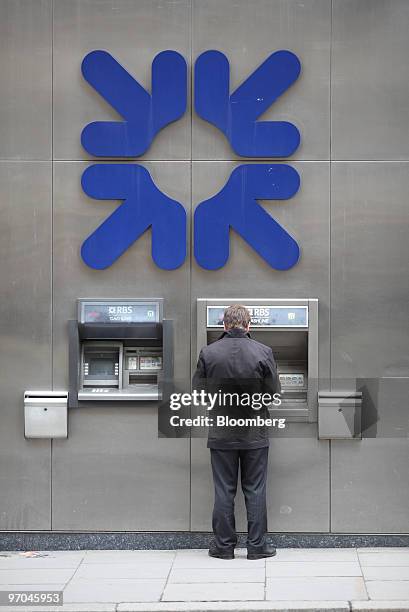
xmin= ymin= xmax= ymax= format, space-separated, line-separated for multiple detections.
xmin=191 ymin=430 xmax=329 ymax=532
xmin=267 ymin=434 xmax=329 ymax=532
xmin=0 ymin=0 xmax=51 ymax=160
xmin=190 ymin=161 xmax=330 ymax=532
xmin=192 ymin=0 xmax=330 ymax=161
xmin=331 ymin=163 xmax=409 ymax=379
xmin=331 ymin=162 xmax=409 ymax=532
xmin=359 ymin=378 xmax=409 ymax=440
xmin=0 ymin=162 xmax=52 ymax=529
xmin=332 ymin=0 xmax=409 ymax=160
xmin=331 ymin=439 xmax=409 ymax=533
xmin=53 ymin=0 xmax=191 ymax=161
xmin=52 ymin=408 xmax=190 ymax=531
xmin=51 ymin=161 xmax=191 ymax=530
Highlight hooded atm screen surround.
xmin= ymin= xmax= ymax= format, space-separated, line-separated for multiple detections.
xmin=68 ymin=298 xmax=173 ymax=407
xmin=196 ymin=298 xmax=319 ymax=422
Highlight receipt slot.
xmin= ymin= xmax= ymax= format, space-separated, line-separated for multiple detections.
xmin=68 ymin=299 xmax=173 ymax=407
xmin=196 ymin=299 xmax=319 ymax=422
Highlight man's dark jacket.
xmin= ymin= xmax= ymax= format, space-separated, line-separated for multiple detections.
xmin=192 ymin=328 xmax=281 ymax=450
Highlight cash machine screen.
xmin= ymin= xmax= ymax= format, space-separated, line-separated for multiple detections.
xmin=89 ymin=357 xmax=116 ymax=377
xmin=82 ymin=345 xmax=120 ymax=386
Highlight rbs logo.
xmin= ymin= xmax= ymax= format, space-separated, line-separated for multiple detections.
xmin=80 ymin=50 xmax=301 ymax=271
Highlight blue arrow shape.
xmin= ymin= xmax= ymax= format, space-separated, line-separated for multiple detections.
xmin=81 ymin=50 xmax=187 ymax=157
xmin=195 ymin=50 xmax=301 ymax=157
xmin=81 ymin=164 xmax=187 ymax=269
xmin=194 ymin=164 xmax=300 ymax=270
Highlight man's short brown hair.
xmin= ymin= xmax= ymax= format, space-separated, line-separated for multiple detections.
xmin=223 ymin=304 xmax=251 ymax=330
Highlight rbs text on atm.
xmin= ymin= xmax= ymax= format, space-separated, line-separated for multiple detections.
xmin=80 ymin=50 xmax=302 ymax=271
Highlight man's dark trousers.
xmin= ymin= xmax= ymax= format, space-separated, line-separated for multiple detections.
xmin=210 ymin=446 xmax=269 ymax=552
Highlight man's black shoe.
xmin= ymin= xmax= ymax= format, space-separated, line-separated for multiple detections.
xmin=208 ymin=546 xmax=235 ymax=560
xmin=247 ymin=541 xmax=277 ymax=560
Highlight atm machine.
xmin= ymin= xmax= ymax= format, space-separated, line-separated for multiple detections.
xmin=68 ymin=298 xmax=173 ymax=407
xmin=196 ymin=298 xmax=318 ymax=422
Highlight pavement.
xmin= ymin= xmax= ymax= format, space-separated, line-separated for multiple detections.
xmin=1 ymin=547 xmax=409 ymax=611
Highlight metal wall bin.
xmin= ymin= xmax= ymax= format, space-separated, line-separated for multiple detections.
xmin=318 ymin=391 xmax=362 ymax=439
xmin=24 ymin=391 xmax=68 ymax=439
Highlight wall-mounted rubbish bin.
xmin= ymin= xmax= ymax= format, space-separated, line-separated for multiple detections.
xmin=24 ymin=391 xmax=68 ymax=439
xmin=318 ymin=391 xmax=362 ymax=440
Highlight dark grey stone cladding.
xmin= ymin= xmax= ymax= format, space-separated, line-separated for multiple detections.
xmin=1 ymin=532 xmax=409 ymax=551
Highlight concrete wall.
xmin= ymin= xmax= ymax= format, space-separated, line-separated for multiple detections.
xmin=0 ymin=0 xmax=408 ymax=534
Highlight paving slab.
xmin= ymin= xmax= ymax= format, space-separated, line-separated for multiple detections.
xmin=118 ymin=603 xmax=350 ymax=611
xmin=0 ymin=551 xmax=85 ymax=556
xmin=163 ymin=549 xmax=204 ymax=553
xmin=351 ymin=601 xmax=409 ymax=611
xmin=168 ymin=567 xmax=265 ymax=583
xmin=268 ymin=548 xmax=358 ymax=562
xmin=0 ymin=554 xmax=83 ymax=569
xmin=175 ymin=548 xmax=252 ymax=559
xmin=63 ymin=578 xmax=166 ymax=603
xmin=172 ymin=552 xmax=264 ymax=569
xmin=0 ymin=568 xmax=75 ymax=584
xmin=266 ymin=576 xmax=368 ymax=600
xmin=366 ymin=580 xmax=409 ymax=600
xmin=359 ymin=553 xmax=409 ymax=566
xmin=266 ymin=561 xmax=362 ymax=577
xmin=2 ymin=548 xmax=409 ymax=611
xmin=75 ymin=561 xmax=171 ymax=580
xmin=162 ymin=582 xmax=265 ymax=601
xmin=83 ymin=551 xmax=175 ymax=564
xmin=357 ymin=548 xmax=409 ymax=554
xmin=0 ymin=607 xmax=115 ymax=612
xmin=362 ymin=566 xmax=409 ymax=580
xmin=0 ymin=583 xmax=66 ymax=590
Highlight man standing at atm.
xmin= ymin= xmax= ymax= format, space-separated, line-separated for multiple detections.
xmin=192 ymin=304 xmax=281 ymax=560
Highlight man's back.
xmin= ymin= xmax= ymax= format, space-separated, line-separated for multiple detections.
xmin=193 ymin=327 xmax=280 ymax=450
